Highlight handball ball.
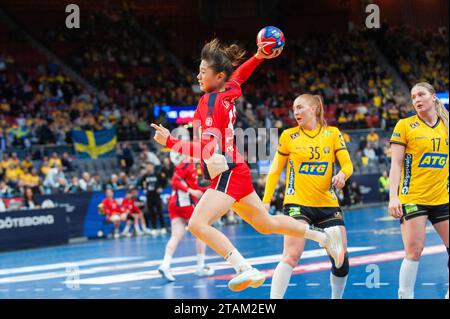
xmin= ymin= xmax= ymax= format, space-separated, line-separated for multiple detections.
xmin=256 ymin=26 xmax=285 ymax=55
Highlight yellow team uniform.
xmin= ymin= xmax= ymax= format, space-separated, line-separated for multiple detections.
xmin=263 ymin=125 xmax=353 ymax=208
xmin=49 ymin=158 xmax=62 ymax=168
xmin=367 ymin=132 xmax=379 ymax=143
xmin=390 ymin=115 xmax=449 ymax=206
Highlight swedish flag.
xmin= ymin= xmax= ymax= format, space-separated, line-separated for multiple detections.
xmin=72 ymin=128 xmax=117 ymax=159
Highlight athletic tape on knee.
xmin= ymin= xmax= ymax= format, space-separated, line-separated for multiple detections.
xmin=330 ymin=252 xmax=349 ymax=277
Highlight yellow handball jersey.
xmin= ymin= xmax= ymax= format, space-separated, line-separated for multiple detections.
xmin=263 ymin=125 xmax=353 ymax=207
xmin=390 ymin=115 xmax=449 ymax=205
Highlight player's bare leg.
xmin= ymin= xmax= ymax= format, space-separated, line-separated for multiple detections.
xmin=232 ymin=191 xmax=345 ymax=268
xmin=188 ymin=189 xmax=263 ymax=292
xmin=399 ymin=216 xmax=427 ymax=298
xmin=158 ymin=218 xmax=187 ymax=282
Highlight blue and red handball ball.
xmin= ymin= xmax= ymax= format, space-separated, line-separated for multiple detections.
xmin=256 ymin=26 xmax=285 ymax=55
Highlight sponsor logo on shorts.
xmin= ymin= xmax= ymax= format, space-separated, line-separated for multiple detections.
xmin=418 ymin=153 xmax=448 ymax=168
xmin=288 ymin=206 xmax=302 ymax=218
xmin=299 ymin=162 xmax=329 ymax=176
xmin=334 ymin=211 xmax=342 ymax=219
xmin=404 ymin=204 xmax=419 ymax=215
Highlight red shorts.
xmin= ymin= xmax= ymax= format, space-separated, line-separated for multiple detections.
xmin=209 ymin=164 xmax=254 ymax=201
xmin=168 ymin=199 xmax=194 ymax=220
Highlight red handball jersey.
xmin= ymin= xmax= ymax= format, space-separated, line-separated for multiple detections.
xmin=170 ymin=160 xmax=207 ymax=207
xmin=101 ymin=198 xmax=122 ymax=216
xmin=121 ymin=198 xmax=142 ymax=215
xmin=166 ymin=56 xmax=263 ymax=180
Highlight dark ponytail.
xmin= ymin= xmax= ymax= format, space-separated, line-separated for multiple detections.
xmin=201 ymin=38 xmax=246 ymax=80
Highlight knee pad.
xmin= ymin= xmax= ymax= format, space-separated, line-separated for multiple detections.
xmin=331 ymin=252 xmax=349 ymax=277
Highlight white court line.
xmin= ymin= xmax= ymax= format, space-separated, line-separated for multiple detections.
xmin=52 ymin=288 xmax=63 ymax=291
xmin=66 ymin=247 xmax=375 ymax=285
xmin=149 ymin=286 xmax=162 ymax=289
xmin=15 ymin=288 xmax=28 ymax=292
xmin=352 ymin=283 xmax=390 ymax=286
xmin=130 ymin=287 xmax=142 ymax=290
xmin=193 ymin=285 xmax=206 ymax=289
xmin=109 ymin=287 xmax=121 ymax=290
xmin=215 ymin=285 xmax=228 ymax=288
xmin=306 ymin=283 xmax=321 ymax=287
xmin=287 ymin=284 xmax=297 ymax=287
xmin=0 ymin=255 xmax=221 ymax=285
xmin=0 ymin=257 xmax=144 ymax=276
xmin=422 ymin=283 xmax=437 ymax=286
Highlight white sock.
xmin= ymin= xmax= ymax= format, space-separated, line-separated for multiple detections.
xmin=398 ymin=258 xmax=419 ymax=299
xmin=197 ymin=254 xmax=205 ymax=269
xmin=161 ymin=254 xmax=172 ymax=269
xmin=134 ymin=222 xmax=142 ymax=233
xmin=304 ymin=226 xmax=327 ymax=246
xmin=330 ymin=273 xmax=347 ymax=299
xmin=270 ymin=262 xmax=293 ymax=299
xmin=446 ymin=269 xmax=449 ymax=299
xmin=224 ymin=249 xmax=252 ymax=273
xmin=122 ymin=224 xmax=130 ymax=234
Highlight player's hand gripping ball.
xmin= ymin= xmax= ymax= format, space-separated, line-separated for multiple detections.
xmin=256 ymin=26 xmax=285 ymax=55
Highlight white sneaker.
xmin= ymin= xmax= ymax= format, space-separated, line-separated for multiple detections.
xmin=323 ymin=226 xmax=345 ymax=269
xmin=160 ymin=228 xmax=167 ymax=235
xmin=143 ymin=228 xmax=153 ymax=235
xmin=195 ymin=266 xmax=215 ymax=277
xmin=228 ymin=268 xmax=265 ymax=292
xmin=135 ymin=230 xmax=144 ymax=236
xmin=150 ymin=229 xmax=158 ymax=237
xmin=113 ymin=232 xmax=120 ymax=240
xmin=121 ymin=231 xmax=132 ymax=238
xmin=158 ymin=266 xmax=175 ymax=282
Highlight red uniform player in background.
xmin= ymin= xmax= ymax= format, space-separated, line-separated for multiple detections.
xmin=121 ymin=187 xmax=153 ymax=237
xmin=100 ymin=188 xmax=127 ymax=239
xmin=158 ymin=153 xmax=214 ymax=282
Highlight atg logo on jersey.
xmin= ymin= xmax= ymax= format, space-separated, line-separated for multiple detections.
xmin=299 ymin=162 xmax=329 ymax=176
xmin=418 ymin=153 xmax=448 ymax=168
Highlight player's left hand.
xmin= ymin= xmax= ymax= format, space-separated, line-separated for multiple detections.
xmin=331 ymin=171 xmax=346 ymax=190
xmin=151 ymin=123 xmax=170 ymax=146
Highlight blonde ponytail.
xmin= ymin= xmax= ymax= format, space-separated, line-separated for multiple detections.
xmin=412 ymin=82 xmax=448 ymax=136
xmin=435 ymin=98 xmax=449 ymax=136
xmin=313 ymin=95 xmax=327 ymax=127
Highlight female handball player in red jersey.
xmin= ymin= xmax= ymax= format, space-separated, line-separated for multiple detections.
xmin=152 ymin=38 xmax=344 ymax=292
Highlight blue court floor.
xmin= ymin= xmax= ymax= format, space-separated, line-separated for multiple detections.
xmin=0 ymin=206 xmax=448 ymax=299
